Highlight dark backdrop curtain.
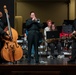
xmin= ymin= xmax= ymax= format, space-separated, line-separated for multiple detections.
xmin=0 ymin=0 xmax=14 ymax=28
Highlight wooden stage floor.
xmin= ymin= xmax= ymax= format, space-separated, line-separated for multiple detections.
xmin=0 ymin=57 xmax=76 ymax=75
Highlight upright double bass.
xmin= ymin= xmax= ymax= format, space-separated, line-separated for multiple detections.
xmin=1 ymin=5 xmax=23 ymax=62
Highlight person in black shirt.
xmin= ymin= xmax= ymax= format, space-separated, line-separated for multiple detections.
xmin=26 ymin=11 xmax=41 ymax=64
xmin=0 ymin=11 xmax=9 ymax=63
xmin=0 ymin=11 xmax=8 ymax=48
xmin=68 ymin=19 xmax=76 ymax=64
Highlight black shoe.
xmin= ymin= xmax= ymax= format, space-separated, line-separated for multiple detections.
xmin=31 ymin=56 xmax=34 ymax=59
xmin=35 ymin=61 xmax=39 ymax=64
xmin=53 ymin=56 xmax=56 ymax=59
xmin=68 ymin=60 xmax=75 ymax=64
xmin=27 ymin=60 xmax=31 ymax=64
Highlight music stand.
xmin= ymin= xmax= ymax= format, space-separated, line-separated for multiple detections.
xmin=46 ymin=31 xmax=60 ymax=39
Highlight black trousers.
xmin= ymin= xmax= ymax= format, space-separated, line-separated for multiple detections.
xmin=48 ymin=42 xmax=62 ymax=56
xmin=70 ymin=42 xmax=76 ymax=61
xmin=27 ymin=30 xmax=39 ymax=63
xmin=0 ymin=40 xmax=6 ymax=63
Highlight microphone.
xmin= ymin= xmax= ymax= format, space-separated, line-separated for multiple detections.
xmin=37 ymin=19 xmax=40 ymax=23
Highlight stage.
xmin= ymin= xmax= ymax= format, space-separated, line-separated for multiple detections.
xmin=0 ymin=63 xmax=76 ymax=75
xmin=0 ymin=39 xmax=74 ymax=75
xmin=0 ymin=55 xmax=76 ymax=75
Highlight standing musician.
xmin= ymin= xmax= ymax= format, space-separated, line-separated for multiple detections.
xmin=44 ymin=20 xmax=62 ymax=59
xmin=0 ymin=11 xmax=9 ymax=63
xmin=26 ymin=11 xmax=41 ymax=64
xmin=68 ymin=19 xmax=76 ymax=64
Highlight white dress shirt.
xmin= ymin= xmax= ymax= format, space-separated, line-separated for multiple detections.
xmin=44 ymin=26 xmax=51 ymax=40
